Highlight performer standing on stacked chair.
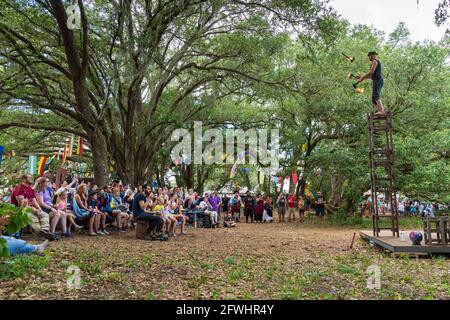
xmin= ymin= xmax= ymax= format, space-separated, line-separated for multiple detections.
xmin=354 ymin=51 xmax=385 ymax=115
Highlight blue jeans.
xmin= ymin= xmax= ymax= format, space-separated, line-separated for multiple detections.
xmin=1 ymin=236 xmax=36 ymax=255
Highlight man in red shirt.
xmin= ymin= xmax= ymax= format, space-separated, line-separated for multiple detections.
xmin=287 ymin=193 xmax=297 ymax=222
xmin=11 ymin=174 xmax=55 ymax=240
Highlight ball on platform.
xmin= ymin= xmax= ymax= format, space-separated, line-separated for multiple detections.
xmin=409 ymin=231 xmax=423 ymax=246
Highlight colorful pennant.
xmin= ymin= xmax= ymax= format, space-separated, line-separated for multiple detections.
xmin=76 ymin=136 xmax=83 ymax=158
xmin=37 ymin=156 xmax=48 ymax=175
xmin=67 ymin=135 xmax=74 ymax=157
xmin=62 ymin=145 xmax=67 ymax=167
xmin=28 ymin=155 xmax=37 ymax=175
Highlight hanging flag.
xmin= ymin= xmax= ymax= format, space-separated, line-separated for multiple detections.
xmin=57 ymin=148 xmax=62 ymax=161
xmin=278 ymin=176 xmax=283 ymax=184
xmin=0 ymin=145 xmax=4 ymax=166
xmin=67 ymin=135 xmax=74 ymax=157
xmin=62 ymin=145 xmax=68 ymax=167
xmin=292 ymin=171 xmax=299 ymax=185
xmin=28 ymin=155 xmax=37 ymax=175
xmin=76 ymin=136 xmax=83 ymax=158
xmin=44 ymin=155 xmax=55 ymax=171
xmin=37 ymin=156 xmax=48 ymax=175
xmin=302 ymin=144 xmax=307 ymax=152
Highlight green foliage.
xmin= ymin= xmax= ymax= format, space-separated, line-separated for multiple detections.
xmin=0 ymin=203 xmax=32 ymax=258
xmin=0 ymin=251 xmax=50 ymax=280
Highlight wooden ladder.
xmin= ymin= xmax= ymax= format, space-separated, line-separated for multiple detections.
xmin=368 ymin=111 xmax=399 ymax=237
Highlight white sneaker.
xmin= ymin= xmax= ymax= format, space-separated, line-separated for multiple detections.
xmin=96 ymin=230 xmax=105 ymax=235
xmin=102 ymin=229 xmax=109 ymax=235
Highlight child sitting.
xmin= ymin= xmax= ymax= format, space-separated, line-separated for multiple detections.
xmin=223 ymin=211 xmax=236 ymax=228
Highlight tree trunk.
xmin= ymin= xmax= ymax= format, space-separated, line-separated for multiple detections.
xmin=330 ymin=173 xmax=343 ymax=207
xmin=90 ymin=137 xmax=109 ymax=187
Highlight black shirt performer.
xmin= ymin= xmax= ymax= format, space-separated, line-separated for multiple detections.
xmin=355 ymin=51 xmax=385 ymax=115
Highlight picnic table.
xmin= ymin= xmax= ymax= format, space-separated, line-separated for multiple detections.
xmin=182 ymin=208 xmax=204 ymax=228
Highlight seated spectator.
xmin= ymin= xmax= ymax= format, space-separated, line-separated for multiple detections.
xmin=123 ymin=189 xmax=134 ymax=212
xmin=1 ymin=215 xmax=49 ymax=256
xmin=172 ymin=198 xmax=187 ymax=235
xmin=11 ymin=174 xmax=55 ymax=240
xmin=223 ymin=211 xmax=236 ymax=228
xmin=153 ymin=197 xmax=173 ymax=234
xmin=209 ymin=191 xmax=221 ymax=224
xmin=166 ymin=194 xmax=186 ymax=236
xmin=34 ymin=177 xmax=61 ymax=236
xmin=198 ymin=193 xmax=219 ymax=228
xmin=131 ymin=186 xmax=167 ymax=241
xmin=88 ymin=190 xmax=109 ymax=235
xmin=73 ymin=184 xmax=98 ymax=236
xmin=110 ymin=188 xmax=133 ymax=232
xmin=55 ymin=188 xmax=83 ymax=234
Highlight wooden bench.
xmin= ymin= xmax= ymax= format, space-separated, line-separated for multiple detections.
xmin=136 ymin=220 xmax=148 ymax=239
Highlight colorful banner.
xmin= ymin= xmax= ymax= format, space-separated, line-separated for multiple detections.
xmin=76 ymin=136 xmax=83 ymax=158
xmin=37 ymin=156 xmax=48 ymax=175
xmin=57 ymin=148 xmax=62 ymax=160
xmin=67 ymin=135 xmax=74 ymax=157
xmin=62 ymin=145 xmax=67 ymax=167
xmin=44 ymin=155 xmax=55 ymax=171
xmin=0 ymin=145 xmax=4 ymax=166
xmin=302 ymin=144 xmax=307 ymax=152
xmin=292 ymin=171 xmax=299 ymax=185
xmin=28 ymin=155 xmax=37 ymax=175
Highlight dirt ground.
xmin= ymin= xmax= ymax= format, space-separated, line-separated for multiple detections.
xmin=1 ymin=220 xmax=449 ymax=300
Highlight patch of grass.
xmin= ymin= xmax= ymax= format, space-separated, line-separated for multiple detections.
xmin=0 ymin=251 xmax=50 ymax=280
xmin=228 ymin=268 xmax=245 ymax=282
xmin=211 ymin=289 xmax=221 ymax=299
xmin=336 ymin=263 xmax=360 ymax=276
xmin=146 ymin=292 xmax=155 ymax=300
xmin=278 ymin=286 xmax=301 ymax=300
xmin=224 ymin=256 xmax=237 ymax=265
xmin=101 ymin=271 xmax=124 ymax=283
xmin=126 ymin=259 xmax=137 ymax=268
xmin=241 ymin=290 xmax=254 ymax=299
xmin=188 ymin=275 xmax=208 ymax=289
xmin=141 ymin=254 xmax=153 ymax=267
xmin=200 ymin=262 xmax=215 ymax=270
xmin=193 ymin=289 xmax=202 ymax=300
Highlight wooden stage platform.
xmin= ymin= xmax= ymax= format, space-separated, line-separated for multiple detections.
xmin=359 ymin=230 xmax=450 ymax=256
